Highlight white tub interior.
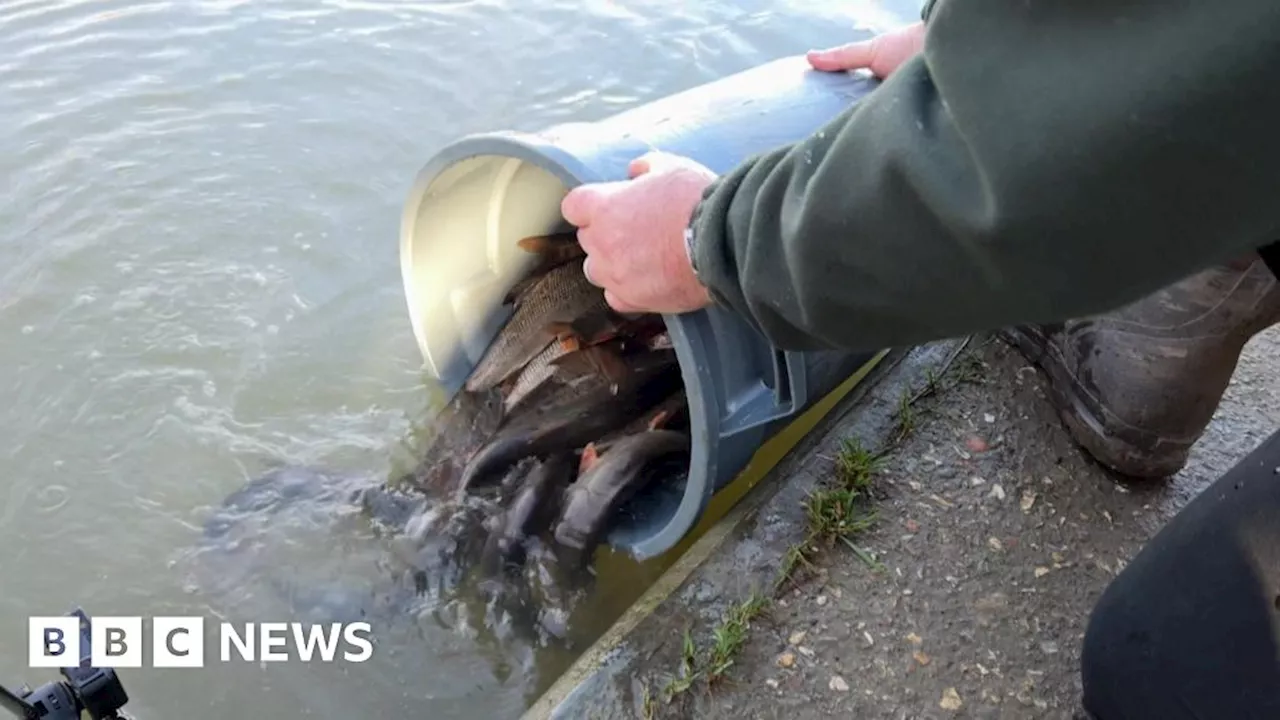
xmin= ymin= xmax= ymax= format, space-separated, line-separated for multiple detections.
xmin=400 ymin=155 xmax=571 ymax=387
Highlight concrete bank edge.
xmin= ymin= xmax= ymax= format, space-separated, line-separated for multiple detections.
xmin=523 ymin=339 xmax=969 ymax=720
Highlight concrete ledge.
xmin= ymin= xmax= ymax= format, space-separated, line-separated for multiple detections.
xmin=523 ymin=340 xmax=967 ymax=720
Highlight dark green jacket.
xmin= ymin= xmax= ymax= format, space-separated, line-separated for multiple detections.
xmin=687 ymin=0 xmax=1280 ymax=352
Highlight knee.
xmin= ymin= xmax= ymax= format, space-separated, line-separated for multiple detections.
xmin=1079 ymin=574 xmax=1158 ymax=718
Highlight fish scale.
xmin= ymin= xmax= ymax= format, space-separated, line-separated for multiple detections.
xmin=503 ymin=339 xmax=573 ymax=414
xmin=465 ymin=259 xmax=609 ymax=392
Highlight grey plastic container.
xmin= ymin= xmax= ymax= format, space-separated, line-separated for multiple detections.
xmin=400 ymin=55 xmax=881 ymax=560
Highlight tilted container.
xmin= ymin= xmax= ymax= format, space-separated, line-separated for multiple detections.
xmin=400 ymin=55 xmax=881 ymax=559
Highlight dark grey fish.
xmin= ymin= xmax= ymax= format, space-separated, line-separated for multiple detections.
xmin=552 ymin=430 xmax=690 ymax=558
xmin=457 ymin=350 xmax=681 ymax=494
xmin=480 ymin=452 xmax=576 ymax=571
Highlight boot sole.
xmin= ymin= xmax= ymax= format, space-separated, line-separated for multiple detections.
xmin=997 ymin=326 xmax=1191 ymax=480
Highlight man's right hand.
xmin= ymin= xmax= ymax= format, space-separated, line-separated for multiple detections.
xmin=806 ymin=22 xmax=925 ymax=79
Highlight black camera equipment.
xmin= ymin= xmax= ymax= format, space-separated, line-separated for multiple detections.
xmin=0 ymin=608 xmax=133 ymax=720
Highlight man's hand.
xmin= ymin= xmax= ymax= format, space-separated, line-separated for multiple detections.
xmin=806 ymin=22 xmax=925 ymax=79
xmin=560 ymin=151 xmax=717 ymax=315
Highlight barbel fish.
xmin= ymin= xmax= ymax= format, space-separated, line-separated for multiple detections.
xmin=481 ymin=452 xmax=576 ymax=569
xmin=552 ymin=430 xmax=690 ymax=558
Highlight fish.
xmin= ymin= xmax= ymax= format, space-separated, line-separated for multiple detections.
xmin=392 ymin=383 xmax=506 ymax=495
xmin=552 ymin=430 xmax=690 ymax=558
xmin=481 ymin=452 xmax=576 ymax=570
xmin=549 ymin=340 xmax=632 ymax=393
xmin=642 ymin=389 xmax=689 ymax=431
xmin=465 ymin=259 xmax=611 ymax=393
xmin=502 ymin=338 xmax=576 ymax=415
xmin=501 ymin=333 xmax=637 ymax=417
xmin=500 ymin=232 xmax=588 ymax=305
xmin=457 ymin=350 xmax=682 ymax=495
xmin=591 ymin=389 xmax=689 ymax=454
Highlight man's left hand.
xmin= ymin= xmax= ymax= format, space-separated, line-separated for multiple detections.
xmin=560 ymin=151 xmax=717 ymax=315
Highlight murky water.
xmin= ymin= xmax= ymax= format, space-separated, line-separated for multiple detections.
xmin=1 ymin=1 xmax=917 ymax=718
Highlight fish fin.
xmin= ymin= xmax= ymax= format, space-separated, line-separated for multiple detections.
xmin=548 ymin=348 xmax=594 ymax=377
xmin=646 ymin=410 xmax=671 ymax=431
xmin=549 ymin=344 xmax=630 ymax=389
xmin=517 ymin=231 xmax=577 ymax=253
xmin=590 ymin=345 xmax=632 ymax=389
xmin=578 ymin=443 xmax=600 ymax=475
xmin=517 ymin=232 xmax=586 ymax=267
xmin=648 ymin=390 xmax=688 ymax=431
xmin=569 ymin=310 xmax=625 ymax=345
xmin=544 ymin=321 xmax=577 ymax=341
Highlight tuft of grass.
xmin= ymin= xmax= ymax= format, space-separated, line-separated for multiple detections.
xmin=640 ymin=683 xmax=656 ymax=720
xmin=706 ymin=593 xmax=770 ymax=685
xmin=773 ymin=542 xmax=816 ymax=594
xmin=660 ymin=628 xmax=699 ymax=700
xmin=835 ymin=438 xmax=881 ymax=492
xmin=656 ymin=595 xmax=771 ymax=706
xmin=804 ymin=486 xmax=877 ymax=547
xmin=888 ymin=390 xmax=918 ymax=446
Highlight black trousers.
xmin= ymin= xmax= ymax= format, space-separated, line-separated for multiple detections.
xmin=1082 ymin=428 xmax=1280 ymax=719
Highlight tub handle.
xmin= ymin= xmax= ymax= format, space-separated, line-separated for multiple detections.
xmin=720 ymin=349 xmax=809 ymax=437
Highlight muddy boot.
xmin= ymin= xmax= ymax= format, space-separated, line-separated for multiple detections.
xmin=1001 ymin=255 xmax=1280 ymax=479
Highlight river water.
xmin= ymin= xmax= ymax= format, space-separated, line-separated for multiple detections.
xmin=0 ymin=1 xmax=917 ymax=718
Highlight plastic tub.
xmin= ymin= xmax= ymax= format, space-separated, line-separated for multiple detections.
xmin=400 ymin=55 xmax=881 ymax=560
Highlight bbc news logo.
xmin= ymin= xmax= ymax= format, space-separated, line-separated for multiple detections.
xmin=28 ymin=617 xmax=374 ymax=668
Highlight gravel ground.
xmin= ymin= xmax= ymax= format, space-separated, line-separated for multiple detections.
xmin=656 ymin=329 xmax=1280 ymax=720
xmin=531 ymin=329 xmax=1280 ymax=720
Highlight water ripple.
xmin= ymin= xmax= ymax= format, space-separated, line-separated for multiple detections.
xmin=0 ymin=0 xmax=919 ymax=717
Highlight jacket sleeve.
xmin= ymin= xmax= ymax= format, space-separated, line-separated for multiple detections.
xmin=686 ymin=0 xmax=1280 ymax=352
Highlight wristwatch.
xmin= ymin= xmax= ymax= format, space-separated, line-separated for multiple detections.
xmin=920 ymin=0 xmax=940 ymax=22
xmin=684 ymin=225 xmax=700 ymax=282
